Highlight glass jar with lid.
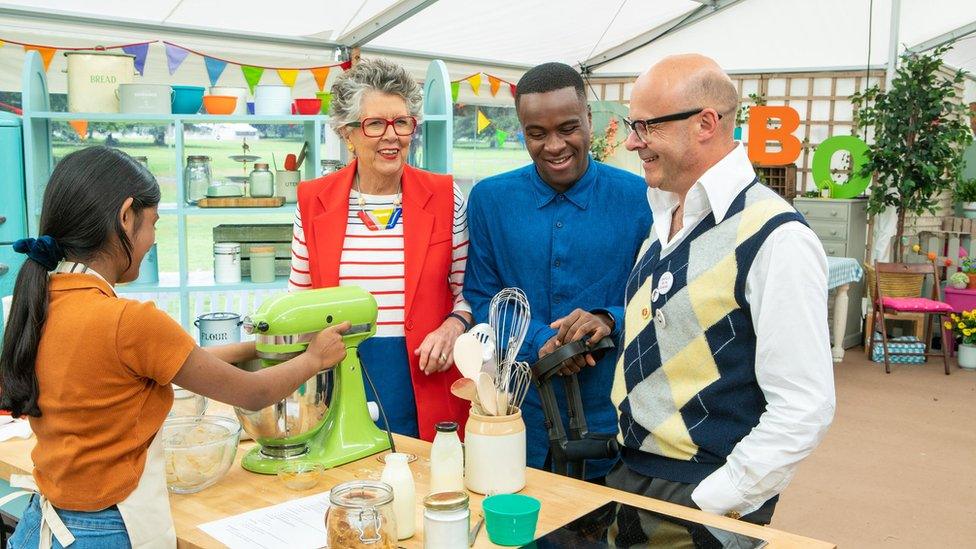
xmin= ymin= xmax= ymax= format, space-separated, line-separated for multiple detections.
xmin=423 ymin=491 xmax=469 ymax=549
xmin=325 ymin=480 xmax=398 ymax=548
xmin=184 ymin=155 xmax=212 ymax=204
xmin=248 ymin=163 xmax=275 ymax=198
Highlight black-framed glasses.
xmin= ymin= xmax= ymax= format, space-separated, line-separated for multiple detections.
xmin=624 ymin=108 xmax=722 ymax=143
xmin=346 ymin=116 xmax=418 ymax=137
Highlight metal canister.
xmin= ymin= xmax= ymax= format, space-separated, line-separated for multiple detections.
xmin=213 ymin=242 xmax=241 ymax=284
xmin=194 ymin=312 xmax=243 ymax=347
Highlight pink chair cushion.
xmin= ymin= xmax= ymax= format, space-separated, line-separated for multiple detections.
xmin=880 ymin=296 xmax=954 ymax=313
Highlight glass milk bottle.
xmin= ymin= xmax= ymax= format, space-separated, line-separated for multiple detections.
xmin=380 ymin=453 xmax=416 ymax=540
xmin=429 ymin=422 xmax=464 ymax=494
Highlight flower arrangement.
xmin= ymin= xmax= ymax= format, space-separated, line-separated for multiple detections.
xmin=945 ymin=310 xmax=976 ymax=345
xmin=590 ymin=117 xmax=621 ymax=162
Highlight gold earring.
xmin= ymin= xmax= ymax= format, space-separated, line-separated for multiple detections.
xmin=346 ymin=141 xmax=355 ymax=153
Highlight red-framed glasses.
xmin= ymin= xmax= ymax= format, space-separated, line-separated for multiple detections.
xmin=347 ymin=116 xmax=418 ymax=137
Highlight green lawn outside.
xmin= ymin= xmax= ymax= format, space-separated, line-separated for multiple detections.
xmin=50 ymin=137 xmax=530 ymax=273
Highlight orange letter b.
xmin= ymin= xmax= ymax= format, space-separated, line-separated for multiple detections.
xmin=747 ymin=106 xmax=801 ymax=165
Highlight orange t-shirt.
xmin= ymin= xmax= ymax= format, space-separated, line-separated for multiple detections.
xmin=28 ymin=273 xmax=195 ymax=511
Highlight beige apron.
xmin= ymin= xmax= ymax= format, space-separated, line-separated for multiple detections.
xmin=0 ymin=432 xmax=175 ymax=548
xmin=0 ymin=263 xmax=178 ymax=546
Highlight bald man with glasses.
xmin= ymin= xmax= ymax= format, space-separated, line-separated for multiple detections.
xmin=608 ymin=54 xmax=835 ymax=525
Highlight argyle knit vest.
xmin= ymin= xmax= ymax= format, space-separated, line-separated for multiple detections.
xmin=610 ymin=180 xmax=807 ymax=483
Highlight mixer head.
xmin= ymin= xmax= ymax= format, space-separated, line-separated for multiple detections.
xmin=243 ymin=286 xmax=377 ymax=362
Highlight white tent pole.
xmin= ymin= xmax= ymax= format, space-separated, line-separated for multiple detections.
xmin=885 ymin=0 xmax=901 ymax=88
xmin=909 ymin=21 xmax=976 ymax=54
xmin=336 ymin=0 xmax=440 ymax=48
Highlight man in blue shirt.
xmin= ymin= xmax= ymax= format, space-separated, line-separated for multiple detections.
xmin=464 ymin=62 xmax=652 ymax=482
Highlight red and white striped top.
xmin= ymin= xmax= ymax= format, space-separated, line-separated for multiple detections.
xmin=288 ymin=184 xmax=471 ymax=337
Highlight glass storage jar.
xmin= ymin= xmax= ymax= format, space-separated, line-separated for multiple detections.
xmin=325 ymin=480 xmax=398 ymax=548
xmin=248 ymin=163 xmax=275 ymax=198
xmin=184 ymin=155 xmax=212 ymax=204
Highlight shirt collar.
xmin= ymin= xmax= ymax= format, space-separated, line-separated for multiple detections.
xmin=646 ymin=142 xmax=756 ymax=225
xmin=51 ymin=262 xmax=117 ymax=297
xmin=530 ymin=156 xmax=598 ymax=210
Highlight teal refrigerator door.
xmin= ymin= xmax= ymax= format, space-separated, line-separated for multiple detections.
xmin=0 ymin=112 xmax=27 ymax=243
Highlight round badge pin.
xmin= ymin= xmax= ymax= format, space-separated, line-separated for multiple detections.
xmin=641 ymin=306 xmax=650 ymax=320
xmin=654 ymin=309 xmax=666 ymax=328
xmin=657 ymin=272 xmax=674 ymax=295
xmin=651 ymin=289 xmax=660 ymax=303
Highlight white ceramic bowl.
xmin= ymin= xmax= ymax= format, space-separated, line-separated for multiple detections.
xmin=162 ymin=416 xmax=240 ymax=494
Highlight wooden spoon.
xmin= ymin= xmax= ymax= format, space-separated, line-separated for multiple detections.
xmin=477 ymin=372 xmax=497 ymax=415
xmin=450 ymin=377 xmax=479 ymax=404
xmin=453 ymin=333 xmax=484 ymax=380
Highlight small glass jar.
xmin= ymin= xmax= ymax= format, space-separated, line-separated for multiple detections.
xmin=249 ymin=245 xmax=276 ymax=284
xmin=249 ymin=163 xmax=275 ymax=198
xmin=213 ymin=242 xmax=241 ymax=284
xmin=184 ymin=155 xmax=212 ymax=205
xmin=325 ymin=480 xmax=398 ymax=548
xmin=423 ymin=491 xmax=469 ymax=549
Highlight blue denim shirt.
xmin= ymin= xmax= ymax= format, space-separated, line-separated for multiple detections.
xmin=464 ymin=158 xmax=652 ymax=478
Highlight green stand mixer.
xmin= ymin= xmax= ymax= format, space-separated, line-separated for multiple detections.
xmin=236 ymin=286 xmax=391 ymax=474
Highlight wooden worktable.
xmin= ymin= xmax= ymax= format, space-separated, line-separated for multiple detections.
xmin=0 ymin=432 xmax=833 ymax=548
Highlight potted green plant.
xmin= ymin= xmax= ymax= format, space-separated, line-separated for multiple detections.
xmin=945 ymin=310 xmax=976 ymax=369
xmin=960 ymin=257 xmax=976 ymax=289
xmin=851 ymin=44 xmax=974 ymax=262
xmin=953 ymin=177 xmax=976 ymax=218
xmin=949 ymin=271 xmax=970 ymax=290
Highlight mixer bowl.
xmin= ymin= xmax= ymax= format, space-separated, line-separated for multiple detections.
xmin=233 ymin=359 xmax=333 ymax=458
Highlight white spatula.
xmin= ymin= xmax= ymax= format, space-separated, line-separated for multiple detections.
xmin=453 ymin=333 xmax=484 ymax=380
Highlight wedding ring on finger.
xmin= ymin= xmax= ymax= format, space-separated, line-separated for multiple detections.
xmin=439 ymin=353 xmax=447 ymax=362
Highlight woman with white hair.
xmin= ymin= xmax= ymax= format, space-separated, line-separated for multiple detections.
xmin=289 ymin=58 xmax=471 ymax=440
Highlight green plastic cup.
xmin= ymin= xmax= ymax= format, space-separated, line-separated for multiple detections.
xmin=315 ymin=92 xmax=332 ymax=114
xmin=483 ymin=494 xmax=541 ymax=546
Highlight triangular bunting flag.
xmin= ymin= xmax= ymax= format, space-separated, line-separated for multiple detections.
xmin=310 ymin=67 xmax=330 ymax=91
xmin=165 ymin=43 xmax=190 ymax=75
xmin=451 ymin=82 xmax=460 ymax=103
xmin=122 ymin=43 xmax=150 ymax=75
xmin=510 ymin=83 xmax=517 ymax=97
xmin=495 ymin=129 xmax=508 ymax=148
xmin=488 ymin=75 xmax=501 ymax=97
xmin=241 ymin=66 xmax=265 ymax=94
xmin=69 ymin=120 xmax=88 ymax=140
xmin=340 ymin=60 xmax=352 ymax=71
xmin=24 ymin=46 xmax=57 ymax=71
xmin=204 ymin=56 xmax=228 ymax=86
xmin=477 ymin=109 xmax=491 ymax=134
xmin=0 ymin=40 xmax=4 ymax=48
xmin=277 ymin=69 xmax=299 ymax=88
xmin=467 ymin=74 xmax=482 ymax=96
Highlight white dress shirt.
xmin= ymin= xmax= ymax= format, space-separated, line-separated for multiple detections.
xmin=647 ymin=143 xmax=836 ymax=516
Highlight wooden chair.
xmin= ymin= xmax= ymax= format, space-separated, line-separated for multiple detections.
xmin=868 ymin=262 xmax=953 ymax=374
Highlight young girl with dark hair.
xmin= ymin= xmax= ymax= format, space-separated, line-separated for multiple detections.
xmin=0 ymin=146 xmax=349 ymax=548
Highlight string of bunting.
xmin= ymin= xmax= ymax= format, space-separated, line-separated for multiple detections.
xmin=450 ymin=72 xmax=517 ymax=103
xmin=162 ymin=41 xmax=350 ymax=93
xmin=0 ymin=36 xmax=350 ymax=92
xmin=0 ymin=37 xmax=157 ymax=73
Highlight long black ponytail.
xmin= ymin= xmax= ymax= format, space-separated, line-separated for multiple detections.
xmin=0 ymin=146 xmax=160 ymax=417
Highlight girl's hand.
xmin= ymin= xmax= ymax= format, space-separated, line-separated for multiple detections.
xmin=305 ymin=322 xmax=351 ymax=371
xmin=415 ymin=317 xmax=466 ymax=375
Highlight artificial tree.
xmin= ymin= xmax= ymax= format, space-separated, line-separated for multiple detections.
xmin=851 ymin=44 xmax=973 ymax=262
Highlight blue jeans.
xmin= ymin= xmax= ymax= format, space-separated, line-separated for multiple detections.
xmin=8 ymin=495 xmax=130 ymax=548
